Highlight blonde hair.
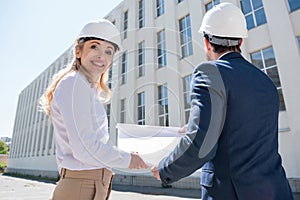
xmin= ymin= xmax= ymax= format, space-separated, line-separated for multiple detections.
xmin=39 ymin=41 xmax=111 ymax=116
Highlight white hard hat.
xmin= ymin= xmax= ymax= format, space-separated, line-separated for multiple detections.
xmin=199 ymin=2 xmax=248 ymax=39
xmin=77 ymin=19 xmax=122 ymax=51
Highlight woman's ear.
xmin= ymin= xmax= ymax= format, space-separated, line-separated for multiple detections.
xmin=75 ymin=46 xmax=81 ymax=58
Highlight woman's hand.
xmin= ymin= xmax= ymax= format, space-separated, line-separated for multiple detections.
xmin=129 ymin=153 xmax=148 ymax=169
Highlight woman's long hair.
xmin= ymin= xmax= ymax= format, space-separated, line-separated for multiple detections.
xmin=39 ymin=40 xmax=111 ymax=116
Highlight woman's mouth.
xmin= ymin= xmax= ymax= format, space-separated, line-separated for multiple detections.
xmin=92 ymin=61 xmax=105 ymax=68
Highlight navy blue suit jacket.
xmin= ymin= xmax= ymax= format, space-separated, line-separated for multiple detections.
xmin=158 ymin=52 xmax=293 ymax=200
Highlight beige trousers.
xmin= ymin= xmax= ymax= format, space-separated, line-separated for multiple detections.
xmin=52 ymin=168 xmax=113 ymax=200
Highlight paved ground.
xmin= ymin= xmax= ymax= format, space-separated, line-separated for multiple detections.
xmin=0 ymin=174 xmax=200 ymax=200
xmin=1 ymin=174 xmax=299 ymax=200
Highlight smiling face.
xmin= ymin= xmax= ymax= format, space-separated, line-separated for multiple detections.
xmin=76 ymin=39 xmax=115 ymax=82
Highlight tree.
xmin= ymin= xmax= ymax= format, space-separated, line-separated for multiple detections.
xmin=0 ymin=140 xmax=8 ymax=154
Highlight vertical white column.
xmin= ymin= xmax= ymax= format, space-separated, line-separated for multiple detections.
xmin=262 ymin=0 xmax=300 ymax=178
xmin=9 ymin=94 xmax=22 ymax=158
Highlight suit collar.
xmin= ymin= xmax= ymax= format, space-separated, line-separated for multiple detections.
xmin=218 ymin=52 xmax=242 ymax=61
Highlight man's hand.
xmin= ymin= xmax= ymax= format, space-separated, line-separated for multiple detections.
xmin=178 ymin=124 xmax=188 ymax=135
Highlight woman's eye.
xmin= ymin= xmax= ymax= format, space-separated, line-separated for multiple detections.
xmin=105 ymin=50 xmax=113 ymax=55
xmin=91 ymin=45 xmax=98 ymax=50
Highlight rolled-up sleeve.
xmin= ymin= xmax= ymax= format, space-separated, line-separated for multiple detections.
xmin=53 ymin=74 xmax=131 ymax=168
xmin=158 ymin=63 xmax=226 ymax=184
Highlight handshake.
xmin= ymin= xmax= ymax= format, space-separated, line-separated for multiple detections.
xmin=128 ymin=152 xmax=161 ymax=180
xmin=126 ymin=124 xmax=188 ymax=180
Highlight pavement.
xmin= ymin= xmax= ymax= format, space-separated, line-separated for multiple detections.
xmin=0 ymin=174 xmax=200 ymax=200
xmin=1 ymin=174 xmax=299 ymax=200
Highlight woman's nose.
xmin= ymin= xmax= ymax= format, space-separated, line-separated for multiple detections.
xmin=96 ymin=48 xmax=105 ymax=58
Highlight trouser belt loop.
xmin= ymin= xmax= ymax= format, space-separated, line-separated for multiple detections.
xmin=60 ymin=168 xmax=66 ymax=179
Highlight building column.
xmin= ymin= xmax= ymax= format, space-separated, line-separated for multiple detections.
xmin=262 ymin=0 xmax=300 ymax=178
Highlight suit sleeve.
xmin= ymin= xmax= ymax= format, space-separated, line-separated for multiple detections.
xmin=158 ymin=63 xmax=227 ymax=184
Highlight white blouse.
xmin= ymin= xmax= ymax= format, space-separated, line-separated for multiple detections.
xmin=50 ymin=71 xmax=131 ymax=172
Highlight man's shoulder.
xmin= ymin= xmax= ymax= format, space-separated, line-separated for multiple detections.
xmin=195 ymin=61 xmax=218 ymax=71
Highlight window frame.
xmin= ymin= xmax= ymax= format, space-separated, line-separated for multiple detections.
xmin=123 ymin=10 xmax=128 ymax=39
xmin=120 ymin=99 xmax=126 ymax=123
xmin=240 ymin=0 xmax=267 ymax=30
xmin=205 ymin=0 xmax=220 ymax=11
xmin=157 ymin=29 xmax=167 ymax=68
xmin=137 ymin=92 xmax=145 ymax=125
xmin=250 ymin=46 xmax=286 ymax=111
xmin=121 ymin=52 xmax=127 ymax=85
xmin=138 ymin=0 xmax=145 ymax=28
xmin=138 ymin=41 xmax=145 ymax=77
xmin=183 ymin=74 xmax=192 ymax=124
xmin=179 ymin=14 xmax=193 ymax=58
xmin=156 ymin=0 xmax=165 ymax=17
xmin=158 ymin=84 xmax=169 ymax=126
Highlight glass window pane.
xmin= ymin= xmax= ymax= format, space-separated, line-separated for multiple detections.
xmin=138 ymin=107 xmax=143 ymax=118
xmin=255 ymin=8 xmax=267 ymax=26
xmin=159 ymin=117 xmax=164 ymax=126
xmin=266 ymin=67 xmax=281 ymax=88
xmin=241 ymin=0 xmax=252 ymax=14
xmin=185 ymin=110 xmax=190 ymax=124
xmin=288 ymin=0 xmax=300 ymax=12
xmin=187 ymin=28 xmax=192 ymax=39
xmin=186 ymin=15 xmax=190 ymax=27
xmin=158 ymin=103 xmax=164 ymax=114
xmin=206 ymin=2 xmax=213 ymax=11
xmin=245 ymin=14 xmax=255 ymax=30
xmin=263 ymin=47 xmax=276 ymax=67
xmin=297 ymin=36 xmax=300 ymax=48
xmin=278 ymin=89 xmax=286 ymax=111
xmin=181 ymin=32 xmax=187 ymax=44
xmin=188 ymin=41 xmax=193 ymax=55
xmin=252 ymin=0 xmax=263 ymax=9
xmin=251 ymin=51 xmax=263 ymax=69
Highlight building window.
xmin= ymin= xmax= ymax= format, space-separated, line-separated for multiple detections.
xmin=48 ymin=125 xmax=54 ymax=155
xmin=250 ymin=47 xmax=286 ymax=111
xmin=120 ymin=99 xmax=126 ymax=123
xmin=157 ymin=30 xmax=167 ymax=68
xmin=158 ymin=84 xmax=169 ymax=126
xmin=288 ymin=0 xmax=300 ymax=12
xmin=108 ymin=67 xmax=112 ymax=89
xmin=139 ymin=0 xmax=145 ymax=28
xmin=138 ymin=41 xmax=145 ymax=77
xmin=205 ymin=0 xmax=220 ymax=11
xmin=123 ymin=10 xmax=128 ymax=39
xmin=156 ymin=0 xmax=165 ymax=17
xmin=137 ymin=92 xmax=145 ymax=125
xmin=106 ymin=104 xmax=111 ymax=130
xmin=297 ymin=36 xmax=300 ymax=48
xmin=121 ymin=52 xmax=127 ymax=84
xmin=178 ymin=0 xmax=184 ymax=3
xmin=179 ymin=15 xmax=193 ymax=58
xmin=240 ymin=0 xmax=267 ymax=30
xmin=183 ymin=74 xmax=192 ymax=124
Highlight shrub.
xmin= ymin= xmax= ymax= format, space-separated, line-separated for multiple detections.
xmin=0 ymin=162 xmax=6 ymax=173
xmin=0 ymin=141 xmax=8 ymax=154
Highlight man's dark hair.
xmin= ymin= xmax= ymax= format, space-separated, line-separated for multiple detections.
xmin=204 ymin=34 xmax=242 ymax=54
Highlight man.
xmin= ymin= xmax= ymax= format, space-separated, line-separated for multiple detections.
xmin=152 ymin=3 xmax=293 ymax=199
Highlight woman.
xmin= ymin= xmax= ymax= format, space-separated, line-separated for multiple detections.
xmin=40 ymin=19 xmax=148 ymax=200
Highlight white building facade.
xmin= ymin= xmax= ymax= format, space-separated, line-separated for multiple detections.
xmin=7 ymin=0 xmax=300 ymax=191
